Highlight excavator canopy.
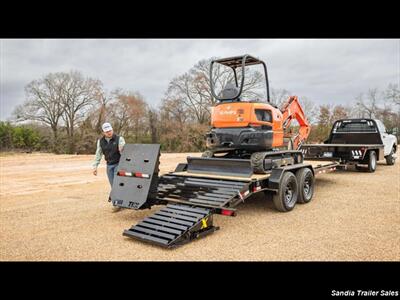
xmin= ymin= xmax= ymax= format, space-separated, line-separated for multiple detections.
xmin=210 ymin=54 xmax=270 ymax=103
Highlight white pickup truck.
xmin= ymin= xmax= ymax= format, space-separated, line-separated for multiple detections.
xmin=301 ymin=118 xmax=397 ymax=172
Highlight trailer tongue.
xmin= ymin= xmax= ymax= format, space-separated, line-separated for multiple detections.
xmin=111 ymin=144 xmax=338 ymax=248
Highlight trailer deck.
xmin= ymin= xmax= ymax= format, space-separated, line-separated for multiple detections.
xmin=114 ymin=145 xmax=339 ymax=248
xmin=301 ymin=143 xmax=385 ymax=165
xmin=172 ymin=159 xmax=338 ymax=180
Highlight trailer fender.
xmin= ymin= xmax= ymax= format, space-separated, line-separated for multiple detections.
xmin=267 ymin=163 xmax=313 ymax=190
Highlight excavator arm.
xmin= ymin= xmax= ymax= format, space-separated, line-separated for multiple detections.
xmin=280 ymin=96 xmax=311 ymax=149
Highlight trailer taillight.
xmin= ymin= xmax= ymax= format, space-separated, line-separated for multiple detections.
xmin=221 ymin=209 xmax=235 ymax=216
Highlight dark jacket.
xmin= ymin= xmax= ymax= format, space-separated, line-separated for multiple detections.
xmin=100 ymin=134 xmax=121 ymax=165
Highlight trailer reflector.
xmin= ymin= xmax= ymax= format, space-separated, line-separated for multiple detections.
xmin=253 ymin=186 xmax=261 ymax=192
xmin=117 ymin=170 xmax=150 ymax=178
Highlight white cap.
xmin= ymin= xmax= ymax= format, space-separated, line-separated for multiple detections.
xmin=102 ymin=122 xmax=113 ymax=132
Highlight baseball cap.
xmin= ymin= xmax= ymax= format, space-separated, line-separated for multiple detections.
xmin=102 ymin=122 xmax=113 ymax=132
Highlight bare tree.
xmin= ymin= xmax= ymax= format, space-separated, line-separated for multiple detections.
xmin=147 ymin=107 xmax=159 ymax=143
xmin=164 ymin=57 xmax=265 ymax=125
xmin=107 ymin=90 xmax=148 ymax=142
xmin=270 ymin=88 xmax=291 ymax=108
xmin=385 ymin=83 xmax=400 ymax=106
xmin=356 ymin=88 xmax=381 ymax=119
xmin=58 ymin=71 xmax=104 ymax=153
xmin=331 ymin=105 xmax=348 ymax=122
xmin=13 ymin=73 xmax=65 ymax=152
xmin=299 ymin=97 xmax=318 ymax=124
xmin=93 ymin=89 xmax=111 ymax=134
xmin=379 ymin=83 xmax=400 ymax=133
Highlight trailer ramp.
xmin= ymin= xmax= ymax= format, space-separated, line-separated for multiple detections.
xmin=124 ymin=175 xmax=250 ymax=247
xmin=157 ymin=175 xmax=250 ymax=208
xmin=123 ymin=204 xmax=218 ymax=248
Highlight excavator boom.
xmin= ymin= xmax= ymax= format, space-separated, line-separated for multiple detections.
xmin=280 ymin=96 xmax=311 ymax=149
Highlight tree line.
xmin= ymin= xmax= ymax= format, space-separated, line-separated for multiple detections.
xmin=1 ymin=57 xmax=399 ymax=154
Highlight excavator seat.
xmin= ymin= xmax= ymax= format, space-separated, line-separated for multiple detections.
xmin=221 ymin=83 xmax=240 ymax=101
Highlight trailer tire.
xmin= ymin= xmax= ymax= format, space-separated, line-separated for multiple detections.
xmin=296 ymin=168 xmax=314 ymax=204
xmin=367 ymin=151 xmax=377 ymax=173
xmin=385 ymin=147 xmax=396 ymax=165
xmin=272 ymin=172 xmax=298 ymax=212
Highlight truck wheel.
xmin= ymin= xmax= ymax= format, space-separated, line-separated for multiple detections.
xmin=296 ymin=168 xmax=314 ymax=204
xmin=385 ymin=147 xmax=396 ymax=165
xmin=272 ymin=172 xmax=298 ymax=212
xmin=367 ymin=151 xmax=377 ymax=173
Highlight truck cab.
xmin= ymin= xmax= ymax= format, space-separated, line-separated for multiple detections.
xmin=374 ymin=119 xmax=397 ymax=157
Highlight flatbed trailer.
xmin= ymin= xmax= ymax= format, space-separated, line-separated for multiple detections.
xmin=111 ymin=144 xmax=339 ymax=248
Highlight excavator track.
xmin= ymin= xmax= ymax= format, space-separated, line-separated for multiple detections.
xmin=250 ymin=152 xmax=268 ymax=174
xmin=250 ymin=150 xmax=303 ymax=174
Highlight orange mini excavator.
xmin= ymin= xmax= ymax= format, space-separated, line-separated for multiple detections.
xmin=201 ymin=54 xmax=311 ymax=173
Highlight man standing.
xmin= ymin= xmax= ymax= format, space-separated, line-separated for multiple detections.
xmin=93 ymin=122 xmax=125 ymax=200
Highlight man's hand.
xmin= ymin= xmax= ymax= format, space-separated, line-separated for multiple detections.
xmin=93 ymin=169 xmax=97 ymax=176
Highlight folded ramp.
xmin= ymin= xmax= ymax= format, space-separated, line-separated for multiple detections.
xmin=111 ymin=144 xmax=160 ymax=209
xmin=123 ymin=204 xmax=218 ymax=248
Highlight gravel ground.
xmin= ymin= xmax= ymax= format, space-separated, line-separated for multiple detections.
xmin=0 ymin=152 xmax=399 ymax=261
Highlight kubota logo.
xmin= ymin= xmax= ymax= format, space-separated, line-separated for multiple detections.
xmin=218 ymin=110 xmax=236 ymax=115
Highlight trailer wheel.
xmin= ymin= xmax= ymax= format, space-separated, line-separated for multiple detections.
xmin=272 ymin=172 xmax=298 ymax=212
xmin=296 ymin=168 xmax=314 ymax=204
xmin=367 ymin=151 xmax=377 ymax=173
xmin=385 ymin=147 xmax=396 ymax=165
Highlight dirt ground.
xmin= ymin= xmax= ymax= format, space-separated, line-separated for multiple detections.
xmin=0 ymin=152 xmax=399 ymax=261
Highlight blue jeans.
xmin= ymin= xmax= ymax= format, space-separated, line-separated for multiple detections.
xmin=106 ymin=163 xmax=119 ymax=187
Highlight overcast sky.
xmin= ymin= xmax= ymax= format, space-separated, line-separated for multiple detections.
xmin=0 ymin=39 xmax=399 ymax=121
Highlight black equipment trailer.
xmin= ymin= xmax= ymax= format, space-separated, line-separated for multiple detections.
xmin=110 ymin=144 xmax=338 ymax=248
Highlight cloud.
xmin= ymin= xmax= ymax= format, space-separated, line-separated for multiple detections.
xmin=1 ymin=39 xmax=398 ymax=120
